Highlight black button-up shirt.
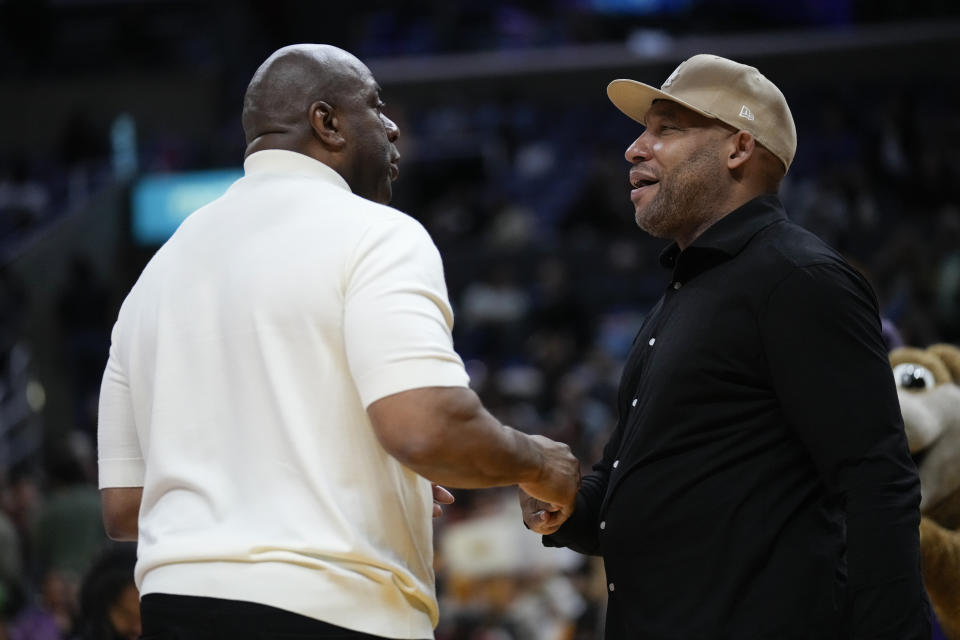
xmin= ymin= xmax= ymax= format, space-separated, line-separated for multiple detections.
xmin=545 ymin=195 xmax=930 ymax=639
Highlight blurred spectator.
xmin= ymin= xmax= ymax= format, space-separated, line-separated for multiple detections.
xmin=437 ymin=489 xmax=586 ymax=640
xmin=30 ymin=435 xmax=106 ymax=601
xmin=0 ymin=155 xmax=49 ymax=235
xmin=0 ymin=267 xmax=26 ymax=350
xmin=0 ymin=507 xmax=21 ymax=592
xmin=57 ymin=111 xmax=108 ymax=202
xmin=933 ymin=206 xmax=960 ymax=341
xmin=0 ymin=7 xmax=959 ymax=639
xmin=460 ymin=265 xmax=532 ymax=359
xmin=6 ymin=570 xmax=70 ymax=640
xmin=525 ymin=258 xmax=593 ymax=411
xmin=71 ymin=545 xmax=139 ymax=640
xmin=56 ymin=255 xmax=112 ymax=436
xmin=5 ymin=436 xmax=107 ymax=639
xmin=0 ymin=484 xmax=24 ymax=636
xmin=0 ymin=466 xmax=40 ymax=580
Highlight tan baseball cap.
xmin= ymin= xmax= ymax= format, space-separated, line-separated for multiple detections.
xmin=607 ymin=54 xmax=797 ymax=172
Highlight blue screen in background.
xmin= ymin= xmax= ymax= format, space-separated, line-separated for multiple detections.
xmin=131 ymin=169 xmax=243 ymax=245
xmin=590 ymin=0 xmax=695 ymax=15
xmin=586 ymin=0 xmax=850 ymax=23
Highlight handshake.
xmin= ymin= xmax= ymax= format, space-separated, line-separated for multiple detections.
xmin=368 ymin=386 xmax=582 ymax=532
xmin=517 ymin=434 xmax=581 ymax=535
xmin=431 ymin=433 xmax=581 ymax=536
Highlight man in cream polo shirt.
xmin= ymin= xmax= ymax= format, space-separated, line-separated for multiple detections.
xmin=97 ymin=44 xmax=580 ymax=640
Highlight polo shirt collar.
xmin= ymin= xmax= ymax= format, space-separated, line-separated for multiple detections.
xmin=659 ymin=194 xmax=787 ymax=269
xmin=243 ymin=149 xmax=352 ymax=193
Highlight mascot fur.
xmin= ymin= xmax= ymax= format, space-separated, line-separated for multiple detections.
xmin=891 ymin=343 xmax=960 ymax=639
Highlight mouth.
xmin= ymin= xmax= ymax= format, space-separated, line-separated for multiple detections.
xmin=629 ymin=173 xmax=659 ymax=201
xmin=630 ymin=172 xmax=659 ymax=189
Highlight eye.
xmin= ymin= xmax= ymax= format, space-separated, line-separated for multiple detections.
xmin=893 ymin=363 xmax=935 ymax=391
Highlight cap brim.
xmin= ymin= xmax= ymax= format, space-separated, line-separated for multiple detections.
xmin=607 ymin=79 xmax=715 ymax=125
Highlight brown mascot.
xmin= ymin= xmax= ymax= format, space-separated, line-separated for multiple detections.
xmin=891 ymin=343 xmax=960 ymax=640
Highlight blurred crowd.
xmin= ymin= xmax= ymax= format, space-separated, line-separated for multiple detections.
xmin=1 ymin=4 xmax=959 ymax=639
xmin=0 ymin=0 xmax=870 ymax=79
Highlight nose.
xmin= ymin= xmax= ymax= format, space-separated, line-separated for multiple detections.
xmin=383 ymin=114 xmax=399 ymax=143
xmin=624 ymin=131 xmax=650 ymax=164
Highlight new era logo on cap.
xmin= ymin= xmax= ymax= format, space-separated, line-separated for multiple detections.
xmin=739 ymin=105 xmax=755 ymax=121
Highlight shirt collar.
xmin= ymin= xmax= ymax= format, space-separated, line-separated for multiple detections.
xmin=659 ymin=194 xmax=787 ymax=269
xmin=243 ymin=149 xmax=352 ymax=193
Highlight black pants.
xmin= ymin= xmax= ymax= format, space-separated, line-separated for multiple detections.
xmin=140 ymin=593 xmax=403 ymax=639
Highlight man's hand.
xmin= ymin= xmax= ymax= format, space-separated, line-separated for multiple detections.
xmin=519 ymin=487 xmax=570 ymax=535
xmin=432 ymin=483 xmax=455 ymax=518
xmin=517 ymin=435 xmax=580 ymax=530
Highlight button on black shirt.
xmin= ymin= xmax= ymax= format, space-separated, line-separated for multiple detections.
xmin=545 ymin=195 xmax=930 ymax=639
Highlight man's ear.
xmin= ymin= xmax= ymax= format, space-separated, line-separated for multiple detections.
xmin=726 ymin=130 xmax=756 ymax=170
xmin=309 ymin=101 xmax=346 ymax=150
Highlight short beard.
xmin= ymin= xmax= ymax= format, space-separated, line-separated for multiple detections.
xmin=635 ymin=144 xmax=727 ymax=243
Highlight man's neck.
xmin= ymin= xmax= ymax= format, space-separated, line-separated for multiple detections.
xmin=675 ymin=189 xmax=768 ymax=250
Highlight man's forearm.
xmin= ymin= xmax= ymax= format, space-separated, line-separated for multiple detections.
xmin=392 ymin=400 xmax=544 ymax=488
xmin=367 ymin=386 xmax=578 ymax=508
xmin=101 ymin=487 xmax=142 ymax=541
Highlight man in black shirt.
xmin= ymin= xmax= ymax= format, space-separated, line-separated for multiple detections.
xmin=521 ymin=54 xmax=931 ymax=639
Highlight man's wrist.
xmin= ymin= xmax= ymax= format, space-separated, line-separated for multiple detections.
xmin=510 ymin=428 xmax=544 ymax=485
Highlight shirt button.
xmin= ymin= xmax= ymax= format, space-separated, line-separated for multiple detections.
xmin=600 ymin=521 xmax=606 ymax=530
xmin=631 ymin=398 xmax=637 ymax=407
xmin=609 ymin=582 xmax=615 ymax=592
xmin=648 ymin=337 xmax=656 ymax=346
xmin=613 ymin=460 xmax=619 ymax=469
xmin=673 ymin=281 xmax=682 ymax=290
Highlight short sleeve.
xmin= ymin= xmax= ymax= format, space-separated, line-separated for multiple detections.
xmin=97 ymin=339 xmax=145 ymax=488
xmin=344 ymin=217 xmax=469 ymax=408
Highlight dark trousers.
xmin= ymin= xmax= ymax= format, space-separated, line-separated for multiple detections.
xmin=140 ymin=593 xmax=400 ymax=639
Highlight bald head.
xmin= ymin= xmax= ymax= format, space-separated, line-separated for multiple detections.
xmin=241 ymin=44 xmax=402 ymax=205
xmin=241 ymin=44 xmax=369 ymax=154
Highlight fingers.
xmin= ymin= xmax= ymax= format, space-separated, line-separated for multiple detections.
xmin=524 ymin=508 xmax=568 ymax=535
xmin=432 ymin=483 xmax=455 ymax=519
xmin=526 ymin=508 xmax=549 ymax=528
xmin=519 ymin=487 xmax=568 ymax=534
xmin=518 ymin=455 xmax=580 ymax=517
xmin=432 ymin=483 xmax=455 ymax=505
xmin=520 ymin=494 xmax=559 ymax=515
xmin=517 ymin=435 xmax=580 ymax=534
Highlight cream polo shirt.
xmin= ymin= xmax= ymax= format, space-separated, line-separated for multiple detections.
xmin=97 ymin=149 xmax=470 ymax=639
